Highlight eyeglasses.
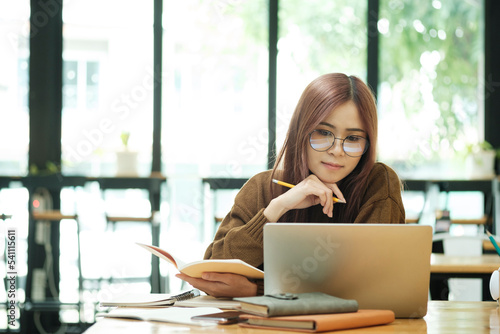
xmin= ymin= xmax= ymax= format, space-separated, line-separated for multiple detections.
xmin=309 ymin=129 xmax=369 ymax=157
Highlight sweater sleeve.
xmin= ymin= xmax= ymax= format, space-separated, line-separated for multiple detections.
xmin=203 ymin=171 xmax=274 ymax=268
xmin=354 ymin=163 xmax=406 ymax=224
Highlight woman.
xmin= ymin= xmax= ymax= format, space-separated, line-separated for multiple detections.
xmin=177 ymin=73 xmax=405 ymax=297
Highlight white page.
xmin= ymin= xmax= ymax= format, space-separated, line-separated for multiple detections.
xmin=99 ymin=306 xmax=222 ymax=326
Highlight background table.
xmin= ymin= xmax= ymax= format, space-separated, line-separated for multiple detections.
xmin=431 ymin=254 xmax=500 ymax=274
xmin=431 ymin=253 xmax=500 ymax=301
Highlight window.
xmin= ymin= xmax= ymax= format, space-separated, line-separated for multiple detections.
xmin=0 ymin=2 xmax=30 ymax=175
xmin=161 ymin=0 xmax=268 ymax=245
xmin=162 ymin=0 xmax=269 ymax=178
xmin=63 ymin=60 xmax=100 ymax=111
xmin=62 ymin=0 xmax=154 ymax=177
xmin=378 ymin=0 xmax=484 ymax=179
xmin=276 ymin=0 xmax=368 ymax=148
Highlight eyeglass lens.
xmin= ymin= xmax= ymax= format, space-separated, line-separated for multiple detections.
xmin=309 ymin=130 xmax=367 ymax=157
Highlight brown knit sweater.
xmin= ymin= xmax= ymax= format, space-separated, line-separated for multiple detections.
xmin=203 ymin=162 xmax=405 ymax=294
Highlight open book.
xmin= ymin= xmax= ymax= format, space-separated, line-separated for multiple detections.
xmin=137 ymin=243 xmax=264 ymax=279
xmin=176 ymin=295 xmax=242 ymax=310
xmin=97 ymin=306 xmax=222 ymax=326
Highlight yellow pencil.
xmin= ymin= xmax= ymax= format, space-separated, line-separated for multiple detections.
xmin=272 ymin=179 xmax=346 ymax=203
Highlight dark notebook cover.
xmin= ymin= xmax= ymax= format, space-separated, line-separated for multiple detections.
xmin=234 ymin=292 xmax=358 ymax=317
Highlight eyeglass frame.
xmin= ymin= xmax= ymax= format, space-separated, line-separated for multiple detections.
xmin=308 ymin=129 xmax=369 ymax=157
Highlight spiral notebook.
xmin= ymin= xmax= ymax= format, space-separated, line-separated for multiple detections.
xmin=99 ymin=289 xmax=200 ymax=307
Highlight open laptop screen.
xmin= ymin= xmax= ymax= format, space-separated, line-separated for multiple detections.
xmin=263 ymin=223 xmax=432 ymax=318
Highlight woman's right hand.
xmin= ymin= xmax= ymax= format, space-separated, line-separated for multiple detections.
xmin=175 ymin=272 xmax=257 ymax=298
xmin=263 ymin=174 xmax=345 ymax=222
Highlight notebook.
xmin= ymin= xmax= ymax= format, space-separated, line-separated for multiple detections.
xmin=264 ymin=223 xmax=432 ymax=318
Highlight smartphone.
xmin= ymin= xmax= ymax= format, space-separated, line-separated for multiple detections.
xmin=191 ymin=311 xmax=243 ymax=325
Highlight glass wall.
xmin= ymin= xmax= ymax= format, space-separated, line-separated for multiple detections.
xmin=161 ymin=0 xmax=268 ymax=246
xmin=0 ymin=2 xmax=30 ymax=175
xmin=162 ymin=0 xmax=269 ymax=178
xmin=60 ymin=0 xmax=157 ymax=310
xmin=62 ymin=0 xmax=154 ymax=177
xmin=378 ymin=0 xmax=484 ymax=179
xmin=276 ymin=0 xmax=368 ymax=148
xmin=0 ymin=1 xmax=488 ymax=195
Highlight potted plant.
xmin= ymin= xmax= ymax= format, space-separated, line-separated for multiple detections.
xmin=465 ymin=141 xmax=496 ymax=178
xmin=116 ymin=131 xmax=138 ymax=176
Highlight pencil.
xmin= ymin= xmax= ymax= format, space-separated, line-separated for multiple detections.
xmin=272 ymin=179 xmax=346 ymax=204
xmin=486 ymin=230 xmax=500 ymax=257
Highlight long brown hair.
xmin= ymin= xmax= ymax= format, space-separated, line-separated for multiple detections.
xmin=271 ymin=73 xmax=378 ymax=223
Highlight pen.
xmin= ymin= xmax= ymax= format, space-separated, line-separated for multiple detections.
xmin=486 ymin=230 xmax=500 ymax=257
xmin=272 ymin=179 xmax=346 ymax=203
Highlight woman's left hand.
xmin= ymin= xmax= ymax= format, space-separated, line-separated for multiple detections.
xmin=175 ymin=272 xmax=258 ymax=298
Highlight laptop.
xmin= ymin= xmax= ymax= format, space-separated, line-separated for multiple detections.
xmin=264 ymin=223 xmax=433 ymax=318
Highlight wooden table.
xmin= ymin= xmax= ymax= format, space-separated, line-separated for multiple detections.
xmin=431 ymin=254 xmax=500 ymax=274
xmin=83 ymin=301 xmax=499 ymax=333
